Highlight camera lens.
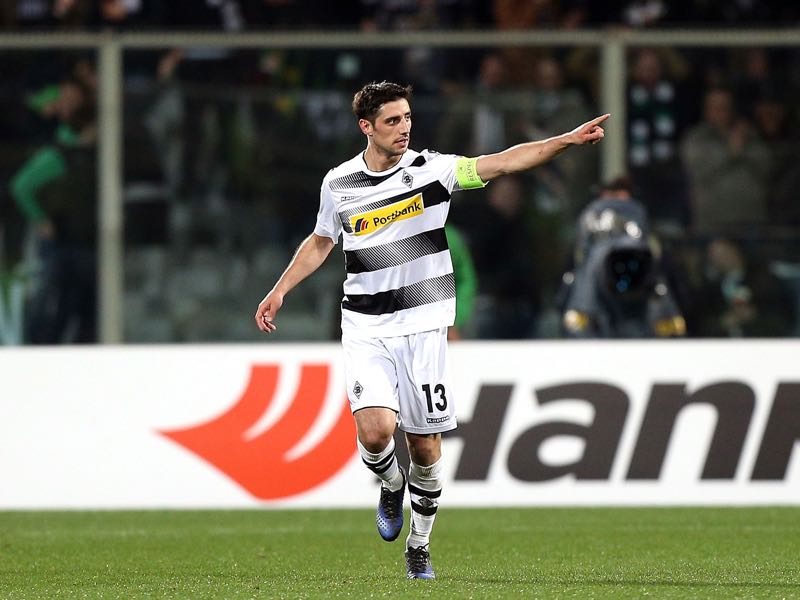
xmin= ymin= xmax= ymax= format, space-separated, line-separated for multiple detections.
xmin=605 ymin=248 xmax=652 ymax=296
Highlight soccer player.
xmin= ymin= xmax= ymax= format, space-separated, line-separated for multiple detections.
xmin=255 ymin=81 xmax=608 ymax=580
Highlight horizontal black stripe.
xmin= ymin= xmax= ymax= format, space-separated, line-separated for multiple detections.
xmin=373 ymin=461 xmax=396 ymax=475
xmin=411 ymin=500 xmax=438 ymax=516
xmin=330 ymin=155 xmax=427 ymax=192
xmin=362 ymin=459 xmax=397 ymax=475
xmin=342 ymin=273 xmax=455 ymax=316
xmin=345 ymin=228 xmax=449 ymax=274
xmin=329 ymin=168 xmax=398 ymax=192
xmin=373 ymin=451 xmax=396 ymax=469
xmin=340 ymin=181 xmax=450 ymax=233
xmin=362 ymin=451 xmax=396 ymax=470
xmin=408 ymin=484 xmax=442 ymax=499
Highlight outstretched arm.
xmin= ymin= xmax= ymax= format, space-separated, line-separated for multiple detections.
xmin=476 ymin=114 xmax=610 ymax=183
xmin=255 ymin=233 xmax=336 ymax=333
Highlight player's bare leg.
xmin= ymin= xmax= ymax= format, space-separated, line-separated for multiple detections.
xmin=403 ymin=432 xmax=441 ymax=580
xmin=354 ymin=407 xmax=406 ymax=541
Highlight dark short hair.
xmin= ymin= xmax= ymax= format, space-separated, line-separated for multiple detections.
xmin=596 ymin=175 xmax=634 ymax=196
xmin=352 ymin=81 xmax=412 ymax=121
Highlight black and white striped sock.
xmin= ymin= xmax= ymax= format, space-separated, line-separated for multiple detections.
xmin=406 ymin=458 xmax=442 ymax=549
xmin=358 ymin=437 xmax=404 ymax=492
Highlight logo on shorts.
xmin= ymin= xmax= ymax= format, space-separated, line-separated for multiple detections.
xmin=401 ymin=170 xmax=413 ymax=188
xmin=353 ymin=381 xmax=364 ymax=399
xmin=426 ymin=415 xmax=450 ymax=424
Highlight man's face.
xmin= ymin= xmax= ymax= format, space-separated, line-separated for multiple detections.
xmin=361 ymin=98 xmax=411 ymax=157
xmin=704 ymin=90 xmax=734 ymax=130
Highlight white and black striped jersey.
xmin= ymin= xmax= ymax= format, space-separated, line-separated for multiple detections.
xmin=314 ymin=149 xmax=469 ymax=338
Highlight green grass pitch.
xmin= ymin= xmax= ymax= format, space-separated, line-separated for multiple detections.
xmin=1 ymin=507 xmax=798 ymax=598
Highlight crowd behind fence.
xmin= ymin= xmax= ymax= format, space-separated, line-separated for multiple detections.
xmin=3 ymin=1 xmax=800 ymax=32
xmin=1 ymin=29 xmax=799 ymax=344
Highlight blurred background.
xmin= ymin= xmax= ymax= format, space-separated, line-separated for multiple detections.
xmin=1 ymin=0 xmax=799 ymax=345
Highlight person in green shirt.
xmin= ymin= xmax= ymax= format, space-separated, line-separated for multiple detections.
xmin=444 ymin=223 xmax=477 ymax=340
xmin=9 ymin=75 xmax=97 ymax=343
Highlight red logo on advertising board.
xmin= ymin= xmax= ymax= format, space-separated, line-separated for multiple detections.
xmin=159 ymin=364 xmax=356 ymax=499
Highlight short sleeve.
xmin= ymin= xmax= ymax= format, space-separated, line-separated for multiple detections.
xmin=424 ymin=152 xmax=460 ymax=193
xmin=313 ymin=176 xmax=342 ymax=242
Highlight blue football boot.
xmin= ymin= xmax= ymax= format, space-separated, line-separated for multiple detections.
xmin=376 ymin=468 xmax=405 ymax=542
xmin=405 ymin=544 xmax=435 ymax=580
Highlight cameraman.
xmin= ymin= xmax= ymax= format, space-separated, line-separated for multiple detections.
xmin=559 ymin=176 xmax=686 ymax=338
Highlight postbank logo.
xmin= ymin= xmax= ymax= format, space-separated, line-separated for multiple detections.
xmin=349 ymin=194 xmax=424 ymax=236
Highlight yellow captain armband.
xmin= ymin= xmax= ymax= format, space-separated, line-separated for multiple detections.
xmin=455 ymin=156 xmax=486 ymax=190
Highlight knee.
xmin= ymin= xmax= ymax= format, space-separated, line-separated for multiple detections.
xmin=355 ymin=408 xmax=397 ymax=453
xmin=407 ymin=435 xmax=441 ymax=466
xmin=358 ymin=428 xmax=395 ymax=453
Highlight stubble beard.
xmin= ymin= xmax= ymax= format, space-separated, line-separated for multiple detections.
xmin=376 ymin=136 xmax=410 ymax=159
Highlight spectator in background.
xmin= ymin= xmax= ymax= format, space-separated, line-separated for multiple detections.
xmin=437 ymin=52 xmax=530 ymax=156
xmin=493 ymin=0 xmax=593 ymax=31
xmin=163 ymin=0 xmax=246 ymax=30
xmin=626 ymin=47 xmax=692 ymax=230
xmin=692 ymin=238 xmax=794 ymax=337
xmin=752 ymin=87 xmax=800 ymax=227
xmin=677 ymin=0 xmax=776 ymax=26
xmin=469 ymin=176 xmax=539 ymax=338
xmin=680 ymin=87 xmax=769 ymax=236
xmin=10 ymin=67 xmax=97 ymax=343
xmin=2 ymin=0 xmax=57 ymax=28
xmin=729 ymin=48 xmax=787 ymax=121
xmin=90 ymin=0 xmax=164 ymax=29
xmin=620 ymin=0 xmax=668 ymax=27
xmin=492 ymin=0 xmax=558 ymax=86
xmin=531 ymin=56 xmax=590 ymax=133
xmin=0 ymin=0 xmax=90 ymax=28
xmin=559 ymin=176 xmax=686 ymax=338
xmin=567 ymin=0 xmax=671 ymax=28
xmin=527 ymin=55 xmax=593 ymax=214
xmin=493 ymin=0 xmax=560 ymax=28
xmin=360 ymin=0 xmax=476 ymax=31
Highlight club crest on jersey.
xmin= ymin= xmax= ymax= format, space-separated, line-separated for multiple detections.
xmin=349 ymin=194 xmax=424 ymax=236
xmin=401 ymin=170 xmax=413 ymax=188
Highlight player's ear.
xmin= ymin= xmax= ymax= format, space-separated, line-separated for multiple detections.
xmin=358 ymin=118 xmax=373 ymax=136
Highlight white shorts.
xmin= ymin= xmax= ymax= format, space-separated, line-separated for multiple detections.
xmin=341 ymin=327 xmax=458 ymax=435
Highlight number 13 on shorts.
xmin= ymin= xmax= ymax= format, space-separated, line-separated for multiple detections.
xmin=421 ymin=383 xmax=448 ymax=413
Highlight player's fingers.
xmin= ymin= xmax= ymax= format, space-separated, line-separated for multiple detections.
xmin=261 ymin=310 xmax=276 ymax=331
xmin=586 ymin=128 xmax=604 ymax=143
xmin=587 ymin=113 xmax=611 ymax=127
xmin=256 ymin=315 xmax=276 ymax=333
xmin=255 ymin=305 xmax=270 ymax=330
